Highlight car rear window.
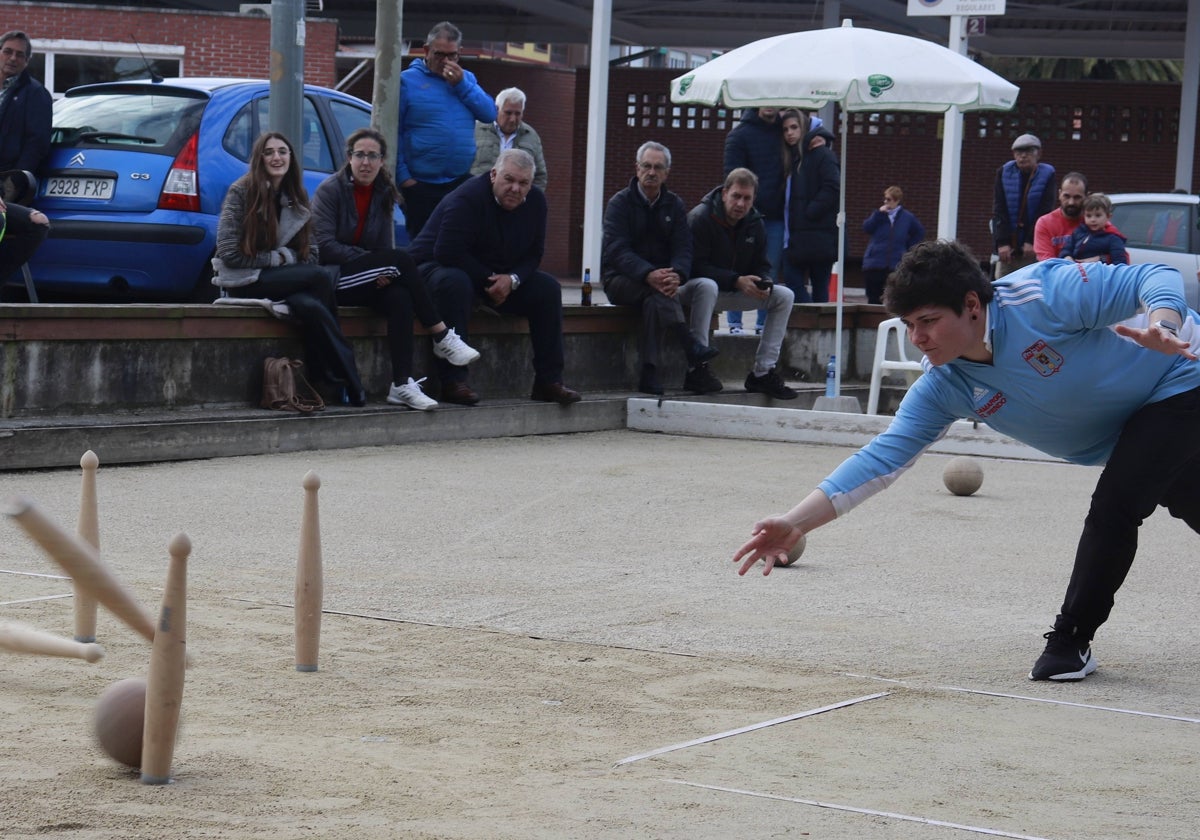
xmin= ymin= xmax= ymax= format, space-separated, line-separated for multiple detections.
xmin=51 ymin=89 xmax=207 ymax=156
xmin=1112 ymin=201 xmax=1196 ymax=254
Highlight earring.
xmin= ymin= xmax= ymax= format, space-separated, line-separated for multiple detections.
xmin=971 ymin=314 xmax=978 ymax=320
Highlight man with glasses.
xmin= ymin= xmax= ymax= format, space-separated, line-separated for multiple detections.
xmin=601 ymin=141 xmax=720 ymax=396
xmin=397 ymin=21 xmax=496 ymax=239
xmin=991 ymin=133 xmax=1056 ymax=278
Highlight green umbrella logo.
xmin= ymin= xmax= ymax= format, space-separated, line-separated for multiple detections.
xmin=867 ymin=74 xmax=894 ymax=98
xmin=678 ymin=74 xmax=694 ymax=95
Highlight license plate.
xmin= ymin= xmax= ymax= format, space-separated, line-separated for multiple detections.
xmin=44 ymin=176 xmax=115 ymax=200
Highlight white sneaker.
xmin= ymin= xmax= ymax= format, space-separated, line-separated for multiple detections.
xmin=432 ymin=328 xmax=481 ymax=366
xmin=387 ymin=377 xmax=437 ymax=411
xmin=728 ymin=325 xmax=744 ymax=336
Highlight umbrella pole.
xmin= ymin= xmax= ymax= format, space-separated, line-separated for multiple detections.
xmin=834 ymin=106 xmax=848 ymax=397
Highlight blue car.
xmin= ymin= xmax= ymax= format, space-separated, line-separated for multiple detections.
xmin=26 ymin=77 xmax=406 ymax=302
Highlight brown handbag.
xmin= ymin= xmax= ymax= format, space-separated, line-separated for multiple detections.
xmin=261 ymin=357 xmax=325 ymax=412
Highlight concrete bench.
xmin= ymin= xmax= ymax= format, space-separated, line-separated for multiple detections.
xmin=0 ymin=301 xmax=895 ymax=419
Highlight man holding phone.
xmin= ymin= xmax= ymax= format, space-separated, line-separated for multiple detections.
xmin=687 ymin=168 xmax=798 ymax=399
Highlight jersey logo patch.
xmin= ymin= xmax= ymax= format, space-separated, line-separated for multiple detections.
xmin=1023 ymin=340 xmax=1064 ymax=377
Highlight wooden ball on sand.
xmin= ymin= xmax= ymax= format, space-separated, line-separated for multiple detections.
xmin=777 ymin=533 xmax=807 ymax=567
xmin=943 ymin=457 xmax=984 ymax=497
xmin=94 ymin=677 xmax=146 ymax=768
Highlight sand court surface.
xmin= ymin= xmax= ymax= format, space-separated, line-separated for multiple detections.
xmin=1 ymin=430 xmax=1197 ymax=839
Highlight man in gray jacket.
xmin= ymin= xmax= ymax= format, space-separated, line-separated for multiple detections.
xmin=470 ymin=87 xmax=548 ymax=190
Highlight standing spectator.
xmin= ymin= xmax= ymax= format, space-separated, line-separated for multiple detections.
xmin=469 ymin=87 xmax=547 ymax=190
xmin=1059 ymin=193 xmax=1129 ymax=265
xmin=396 ymin=21 xmax=496 ymax=239
xmin=409 ymin=149 xmax=580 ymax=407
xmin=784 ymin=122 xmax=839 ymax=304
xmin=601 ymin=141 xmax=719 ymax=396
xmin=721 ymin=108 xmax=784 ymax=335
xmin=0 ymin=31 xmax=51 ymax=299
xmin=1033 ymin=172 xmax=1088 ymax=261
xmin=313 ymin=128 xmax=481 ymax=411
xmin=212 ymin=132 xmax=366 ymax=406
xmin=688 ymin=168 xmax=798 ymax=399
xmin=992 ymin=133 xmax=1056 ymax=277
xmin=860 ymin=186 xmax=926 ymax=305
xmin=0 ymin=31 xmax=51 ymax=173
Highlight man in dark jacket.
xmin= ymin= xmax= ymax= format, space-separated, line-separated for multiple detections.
xmin=601 ymin=140 xmax=720 ymax=396
xmin=409 ymin=148 xmax=579 ymax=406
xmin=0 ymin=31 xmax=52 ymax=296
xmin=688 ymin=169 xmax=797 ymax=399
xmin=721 ymin=108 xmax=785 ymax=335
xmin=785 ymin=124 xmax=839 ymax=304
xmin=0 ymin=31 xmax=51 ymax=173
xmin=991 ymin=133 xmax=1056 ymax=278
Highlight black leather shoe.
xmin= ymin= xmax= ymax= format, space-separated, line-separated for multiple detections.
xmin=638 ymin=365 xmax=664 ymax=395
xmin=440 ymin=381 xmax=481 ymax=406
xmin=683 ymin=363 xmax=723 ymax=395
xmin=685 ymin=338 xmax=720 ymax=367
xmin=340 ymin=387 xmax=368 ymax=407
xmin=531 ymin=381 xmax=582 ymax=404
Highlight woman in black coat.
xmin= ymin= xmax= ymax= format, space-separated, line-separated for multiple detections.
xmin=784 ymin=123 xmax=839 ymax=304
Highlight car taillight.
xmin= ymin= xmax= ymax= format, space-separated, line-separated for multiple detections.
xmin=158 ymin=132 xmax=200 ymax=212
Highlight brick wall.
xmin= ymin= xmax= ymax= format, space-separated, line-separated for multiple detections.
xmin=4 ymin=2 xmax=338 ymax=86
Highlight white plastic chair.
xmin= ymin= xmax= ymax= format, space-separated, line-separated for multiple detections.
xmin=866 ymin=317 xmax=924 ymax=414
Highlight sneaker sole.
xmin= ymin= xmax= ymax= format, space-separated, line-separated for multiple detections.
xmin=435 ymin=350 xmax=481 ymax=366
xmin=1028 ymin=656 xmax=1098 ymax=681
xmin=386 ymin=396 xmax=437 ymax=410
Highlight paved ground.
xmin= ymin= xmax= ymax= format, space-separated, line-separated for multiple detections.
xmin=1 ymin=430 xmax=1196 ymax=839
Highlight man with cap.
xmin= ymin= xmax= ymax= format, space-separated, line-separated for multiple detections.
xmin=991 ymin=133 xmax=1056 ymax=277
xmin=1034 ymin=172 xmax=1089 ymax=261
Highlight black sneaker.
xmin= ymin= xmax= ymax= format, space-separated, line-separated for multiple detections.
xmin=685 ymin=338 xmax=720 ymax=367
xmin=683 ymin=363 xmax=723 ymax=394
xmin=745 ymin=368 xmax=798 ymax=400
xmin=1029 ymin=629 xmax=1097 ymax=681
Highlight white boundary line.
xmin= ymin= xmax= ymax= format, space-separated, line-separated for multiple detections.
xmin=0 ymin=569 xmax=70 ymax=580
xmin=0 ymin=594 xmax=73 ymax=606
xmin=613 ymin=691 xmax=890 ymax=767
xmin=844 ymin=672 xmax=1200 ymax=724
xmin=663 ymin=779 xmax=1053 ymax=840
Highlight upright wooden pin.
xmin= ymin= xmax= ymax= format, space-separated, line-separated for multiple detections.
xmin=140 ymin=533 xmax=190 ymax=785
xmin=0 ymin=620 xmax=105 ymax=662
xmin=294 ymin=471 xmax=323 ymax=673
xmin=3 ymin=496 xmax=156 ymax=645
xmin=75 ymin=450 xmax=101 ymax=643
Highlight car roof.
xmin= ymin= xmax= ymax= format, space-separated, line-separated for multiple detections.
xmin=1109 ymin=192 xmax=1199 ymax=205
xmin=62 ymin=77 xmax=367 ymax=104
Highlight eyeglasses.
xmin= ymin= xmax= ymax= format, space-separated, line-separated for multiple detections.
xmin=429 ymin=50 xmax=459 ymax=61
xmin=262 ymin=148 xmax=291 ymax=158
xmin=0 ymin=47 xmax=27 ymax=60
xmin=350 ymin=151 xmax=382 ymax=162
xmin=637 ymin=162 xmax=668 ymax=172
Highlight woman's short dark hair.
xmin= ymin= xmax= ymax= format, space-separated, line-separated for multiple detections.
xmin=884 ymin=240 xmax=993 ymax=317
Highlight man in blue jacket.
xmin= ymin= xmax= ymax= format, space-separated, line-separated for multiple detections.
xmin=397 ymin=21 xmax=496 ymax=239
xmin=991 ymin=133 xmax=1056 ymax=278
xmin=734 ymin=241 xmax=1200 ymax=684
xmin=409 ymin=149 xmax=579 ymax=407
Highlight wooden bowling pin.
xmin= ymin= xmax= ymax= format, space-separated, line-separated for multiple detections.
xmin=294 ymin=471 xmax=323 ymax=672
xmin=141 ymin=533 xmax=190 ymax=785
xmin=0 ymin=620 xmax=105 ymax=662
xmin=75 ymin=450 xmax=101 ymax=643
xmin=3 ymin=496 xmax=156 ymax=645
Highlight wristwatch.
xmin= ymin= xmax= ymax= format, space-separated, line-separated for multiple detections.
xmin=1153 ymin=319 xmax=1181 ymax=336
xmin=509 ymin=274 xmax=521 ymax=290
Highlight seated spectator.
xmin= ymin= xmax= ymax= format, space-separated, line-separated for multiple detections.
xmin=600 ymin=140 xmax=719 ymax=395
xmin=313 ymin=128 xmax=480 ymax=411
xmin=409 ymin=148 xmax=580 ymax=406
xmin=212 ymin=131 xmax=366 ymax=405
xmin=687 ymin=167 xmax=797 ymax=399
xmin=1059 ymin=193 xmax=1129 ymax=265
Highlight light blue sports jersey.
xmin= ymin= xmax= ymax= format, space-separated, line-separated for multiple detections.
xmin=819 ymin=259 xmax=1200 ymax=516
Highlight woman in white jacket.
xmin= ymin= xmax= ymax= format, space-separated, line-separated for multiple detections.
xmin=212 ymin=131 xmax=365 ymax=405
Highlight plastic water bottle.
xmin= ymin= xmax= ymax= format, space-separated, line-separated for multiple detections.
xmin=825 ymin=355 xmax=837 ymax=398
xmin=581 ymin=268 xmax=593 ymax=306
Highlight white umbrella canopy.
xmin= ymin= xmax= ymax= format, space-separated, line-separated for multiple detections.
xmin=671 ymin=20 xmax=1019 ymax=399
